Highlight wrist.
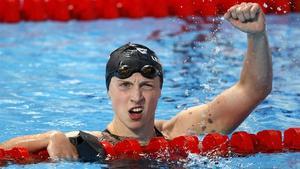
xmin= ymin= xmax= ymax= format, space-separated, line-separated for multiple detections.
xmin=247 ymin=30 xmax=266 ymax=39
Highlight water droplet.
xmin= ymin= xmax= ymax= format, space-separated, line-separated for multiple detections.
xmin=184 ymin=89 xmax=190 ymax=97
xmin=263 ymin=3 xmax=268 ymax=8
xmin=277 ymin=7 xmax=282 ymax=11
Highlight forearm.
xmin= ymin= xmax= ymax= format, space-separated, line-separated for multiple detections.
xmin=0 ymin=131 xmax=58 ymax=152
xmin=239 ymin=31 xmax=273 ymax=97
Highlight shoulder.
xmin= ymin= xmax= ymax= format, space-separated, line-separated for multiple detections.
xmin=154 ymin=104 xmax=209 ymax=139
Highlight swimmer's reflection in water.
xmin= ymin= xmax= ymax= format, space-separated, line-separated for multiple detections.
xmin=0 ymin=2 xmax=272 ymax=163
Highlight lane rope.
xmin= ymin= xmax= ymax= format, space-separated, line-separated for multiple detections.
xmin=0 ymin=0 xmax=299 ymax=23
xmin=1 ymin=128 xmax=299 ymax=166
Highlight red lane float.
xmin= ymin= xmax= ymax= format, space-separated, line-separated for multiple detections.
xmin=100 ymin=0 xmax=119 ymax=19
xmin=168 ymin=0 xmax=195 ymax=17
xmin=69 ymin=0 xmax=97 ymax=20
xmin=143 ymin=137 xmax=169 ymax=159
xmin=22 ymin=0 xmax=47 ymax=21
xmin=169 ymin=135 xmax=200 ymax=158
xmin=45 ymin=0 xmax=70 ymax=21
xmin=114 ymin=139 xmax=142 ymax=159
xmin=257 ymin=130 xmax=283 ymax=153
xmin=266 ymin=0 xmax=291 ymax=14
xmin=284 ymin=128 xmax=300 ymax=150
xmin=0 ymin=128 xmax=299 ymax=166
xmin=0 ymin=147 xmax=48 ymax=165
xmin=292 ymin=0 xmax=300 ymax=12
xmin=117 ymin=0 xmax=145 ymax=18
xmin=202 ymin=133 xmax=229 ymax=156
xmin=0 ymin=1 xmax=4 ymax=21
xmin=101 ymin=141 xmax=116 ymax=159
xmin=0 ymin=148 xmax=6 ymax=166
xmin=0 ymin=0 xmax=300 ymax=23
xmin=144 ymin=0 xmax=169 ymax=17
xmin=230 ymin=132 xmax=259 ymax=155
xmin=216 ymin=0 xmax=238 ymax=15
xmin=194 ymin=0 xmax=218 ymax=16
xmin=0 ymin=0 xmax=21 ymax=23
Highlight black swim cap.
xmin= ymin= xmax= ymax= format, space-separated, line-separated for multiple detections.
xmin=105 ymin=43 xmax=163 ymax=90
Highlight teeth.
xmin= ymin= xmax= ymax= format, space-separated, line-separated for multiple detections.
xmin=131 ymin=107 xmax=143 ymax=112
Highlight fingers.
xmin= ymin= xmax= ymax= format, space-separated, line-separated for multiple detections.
xmin=226 ymin=5 xmax=238 ymax=20
xmin=65 ymin=153 xmax=79 ymax=161
xmin=236 ymin=3 xmax=246 ymax=22
xmin=225 ymin=3 xmax=261 ymax=22
xmin=242 ymin=3 xmax=252 ymax=20
xmin=49 ymin=152 xmax=78 ymax=161
xmin=47 ymin=133 xmax=79 ymax=162
xmin=250 ymin=3 xmax=261 ymax=19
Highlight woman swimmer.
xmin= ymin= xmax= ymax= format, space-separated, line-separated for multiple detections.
xmin=0 ymin=2 xmax=272 ymax=161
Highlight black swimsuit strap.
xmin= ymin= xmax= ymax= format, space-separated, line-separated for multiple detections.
xmin=103 ymin=126 xmax=164 ymax=140
xmin=102 ymin=128 xmax=122 ymax=141
xmin=154 ymin=126 xmax=164 ymax=137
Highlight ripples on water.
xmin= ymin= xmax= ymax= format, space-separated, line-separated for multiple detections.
xmin=0 ymin=14 xmax=300 ymax=168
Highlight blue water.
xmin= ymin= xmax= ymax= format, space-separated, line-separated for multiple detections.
xmin=1 ymin=14 xmax=300 ymax=168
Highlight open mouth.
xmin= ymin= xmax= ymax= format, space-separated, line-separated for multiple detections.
xmin=129 ymin=107 xmax=143 ymax=114
xmin=128 ymin=107 xmax=143 ymax=120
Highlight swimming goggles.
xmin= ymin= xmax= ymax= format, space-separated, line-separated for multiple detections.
xmin=113 ymin=64 xmax=161 ymax=79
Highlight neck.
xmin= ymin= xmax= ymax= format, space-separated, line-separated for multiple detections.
xmin=107 ymin=117 xmax=155 ymax=142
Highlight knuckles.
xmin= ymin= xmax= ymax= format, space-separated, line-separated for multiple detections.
xmin=227 ymin=2 xmax=261 ymax=21
xmin=47 ymin=131 xmax=79 ymax=161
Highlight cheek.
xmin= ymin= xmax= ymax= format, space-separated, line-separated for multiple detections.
xmin=145 ymin=92 xmax=160 ymax=108
xmin=110 ymin=91 xmax=128 ymax=110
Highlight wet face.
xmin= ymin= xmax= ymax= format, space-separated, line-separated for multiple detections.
xmin=108 ymin=73 xmax=161 ymax=131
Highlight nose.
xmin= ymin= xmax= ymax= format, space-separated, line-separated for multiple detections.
xmin=130 ymin=88 xmax=145 ymax=104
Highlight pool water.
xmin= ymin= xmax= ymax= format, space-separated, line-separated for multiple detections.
xmin=0 ymin=14 xmax=300 ymax=168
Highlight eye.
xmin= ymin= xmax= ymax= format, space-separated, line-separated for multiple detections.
xmin=119 ymin=82 xmax=132 ymax=89
xmin=141 ymin=83 xmax=154 ymax=90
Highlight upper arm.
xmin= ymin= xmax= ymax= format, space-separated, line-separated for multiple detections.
xmin=161 ymin=82 xmax=267 ymax=138
xmin=204 ymin=83 xmax=265 ymax=133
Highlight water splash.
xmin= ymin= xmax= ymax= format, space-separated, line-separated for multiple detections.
xmin=277 ymin=7 xmax=282 ymax=11
xmin=263 ymin=3 xmax=268 ymax=8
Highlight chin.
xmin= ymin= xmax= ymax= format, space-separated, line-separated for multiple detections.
xmin=127 ymin=121 xmax=146 ymax=131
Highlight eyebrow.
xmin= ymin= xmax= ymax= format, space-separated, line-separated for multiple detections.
xmin=116 ymin=79 xmax=155 ymax=84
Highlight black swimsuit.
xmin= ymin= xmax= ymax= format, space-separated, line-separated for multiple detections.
xmin=70 ymin=128 xmax=164 ymax=162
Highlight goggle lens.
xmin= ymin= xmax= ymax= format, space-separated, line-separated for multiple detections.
xmin=116 ymin=65 xmax=159 ymax=79
xmin=118 ymin=65 xmax=130 ymax=79
xmin=141 ymin=65 xmax=157 ymax=78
